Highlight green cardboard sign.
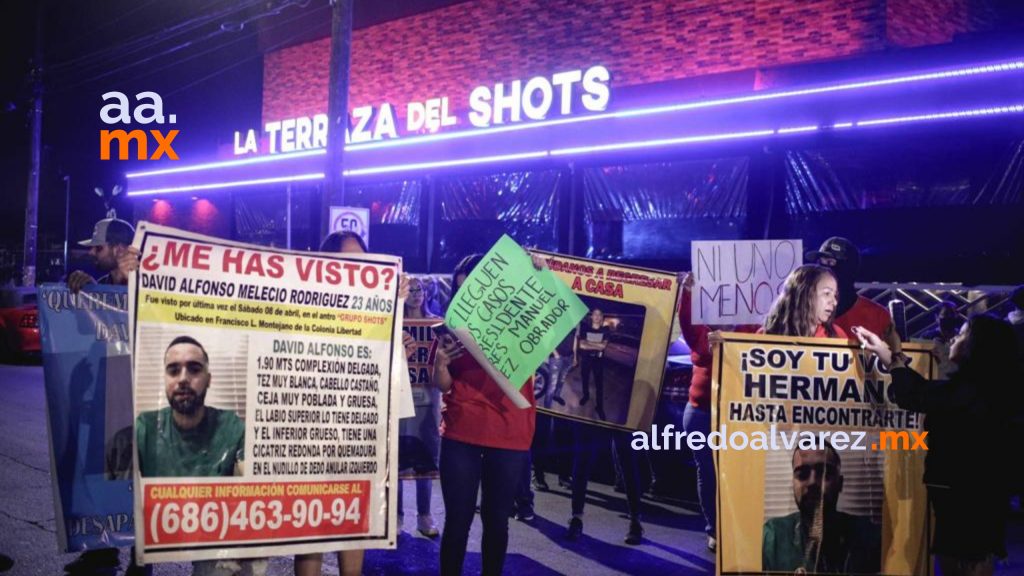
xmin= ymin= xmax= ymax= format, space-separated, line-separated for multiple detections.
xmin=445 ymin=235 xmax=588 ymax=406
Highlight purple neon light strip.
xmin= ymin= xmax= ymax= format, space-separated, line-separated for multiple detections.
xmin=343 ymin=151 xmax=549 ymax=177
xmin=776 ymin=125 xmax=819 ymax=134
xmin=549 ymin=129 xmax=777 ymax=156
xmin=855 ymin=104 xmax=1024 ymax=127
xmin=125 ymin=149 xmax=326 ymax=179
xmin=125 ymin=57 xmax=1024 ymax=180
xmin=345 ymin=58 xmax=1024 ymax=152
xmin=126 ymin=173 xmax=324 ymax=197
xmin=126 ymin=103 xmax=1024 ymax=194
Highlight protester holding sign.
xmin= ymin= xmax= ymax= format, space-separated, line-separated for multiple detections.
xmin=761 ymin=265 xmax=847 ymax=339
xmin=397 ymin=276 xmax=442 ymax=538
xmin=434 ymin=253 xmax=538 ymax=576
xmin=295 ymin=230 xmax=410 ymax=576
xmin=677 ymin=272 xmax=759 ymax=552
xmin=855 ymin=315 xmax=1022 ymax=576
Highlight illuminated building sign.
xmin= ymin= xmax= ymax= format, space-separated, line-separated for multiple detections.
xmin=233 ymin=65 xmax=611 ymax=155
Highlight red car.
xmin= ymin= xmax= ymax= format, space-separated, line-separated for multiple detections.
xmin=0 ymin=287 xmax=40 ymax=361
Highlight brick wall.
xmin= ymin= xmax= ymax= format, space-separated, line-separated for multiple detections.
xmin=262 ymin=0 xmax=994 ymax=124
xmin=887 ymin=0 xmax=997 ymax=47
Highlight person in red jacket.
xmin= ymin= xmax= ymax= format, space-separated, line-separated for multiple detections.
xmin=677 ymin=272 xmax=759 ymax=552
xmin=433 ymin=253 xmax=537 ymax=576
xmin=806 ymin=237 xmax=899 ymax=349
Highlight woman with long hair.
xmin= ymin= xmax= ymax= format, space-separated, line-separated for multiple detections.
xmin=398 ymin=276 xmax=441 ymax=537
xmin=761 ymin=264 xmax=847 ymax=339
xmin=855 ymin=314 xmax=1022 ymax=576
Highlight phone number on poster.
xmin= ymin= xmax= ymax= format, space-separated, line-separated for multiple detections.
xmin=149 ymin=497 xmax=363 ymax=543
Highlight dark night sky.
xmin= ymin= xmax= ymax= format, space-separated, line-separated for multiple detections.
xmin=0 ymin=0 xmax=467 ymax=277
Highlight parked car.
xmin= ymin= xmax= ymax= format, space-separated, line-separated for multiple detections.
xmin=0 ymin=287 xmax=40 ymax=362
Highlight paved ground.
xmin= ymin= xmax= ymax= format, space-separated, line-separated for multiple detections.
xmin=1 ymin=362 xmax=1020 ymax=575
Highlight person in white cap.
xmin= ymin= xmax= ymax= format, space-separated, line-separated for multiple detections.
xmin=67 ymin=217 xmax=135 ymax=292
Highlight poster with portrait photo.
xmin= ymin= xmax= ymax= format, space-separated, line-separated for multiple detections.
xmin=129 ymin=223 xmax=403 ymax=564
xmin=711 ymin=333 xmax=935 ymax=576
xmin=533 ymin=251 xmax=679 ymax=431
xmin=761 ymin=430 xmax=884 ymax=574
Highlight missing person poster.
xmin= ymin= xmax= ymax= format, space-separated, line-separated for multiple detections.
xmin=128 ymin=222 xmax=402 ymax=563
xmin=444 ymin=235 xmax=588 ymax=408
xmin=711 ymin=333 xmax=934 ymax=576
xmin=399 ymin=318 xmax=442 ymax=479
xmin=536 ymin=252 xmax=680 ymax=430
xmin=691 ymin=239 xmax=802 ymax=325
xmin=39 ymin=284 xmax=135 ymax=552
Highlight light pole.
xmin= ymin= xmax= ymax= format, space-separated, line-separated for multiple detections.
xmin=63 ymin=174 xmax=70 ymax=278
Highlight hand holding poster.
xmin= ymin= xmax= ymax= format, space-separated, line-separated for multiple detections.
xmin=39 ymin=285 xmax=135 ymax=551
xmin=129 ymin=222 xmax=402 ymax=563
xmin=444 ymin=235 xmax=587 ymax=408
xmin=691 ymin=239 xmax=802 ymax=325
xmin=711 ymin=333 xmax=933 ymax=576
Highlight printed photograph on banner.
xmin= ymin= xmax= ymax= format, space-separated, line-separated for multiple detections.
xmin=761 ymin=429 xmax=883 ymax=574
xmin=399 ymin=318 xmax=442 ymax=479
xmin=130 ymin=222 xmax=402 ymax=564
xmin=133 ymin=325 xmax=248 ymax=479
xmin=536 ymin=251 xmax=679 ymax=431
xmin=536 ymin=296 xmax=645 ymax=425
xmin=711 ymin=333 xmax=934 ymax=576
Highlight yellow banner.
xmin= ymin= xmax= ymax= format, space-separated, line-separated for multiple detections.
xmin=712 ymin=333 xmax=934 ymax=576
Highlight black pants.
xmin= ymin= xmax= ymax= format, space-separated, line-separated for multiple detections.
xmin=580 ymin=354 xmax=605 ymax=411
xmin=440 ymin=438 xmax=529 ymax=576
xmin=570 ymin=423 xmax=641 ymax=519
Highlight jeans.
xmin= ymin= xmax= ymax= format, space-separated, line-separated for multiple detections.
xmin=440 ymin=438 xmax=529 ymax=576
xmin=683 ymin=403 xmax=715 ymax=537
xmin=545 ymin=356 xmax=573 ymax=408
xmin=398 ymin=478 xmax=433 ymax=516
xmin=570 ymin=423 xmax=640 ymax=519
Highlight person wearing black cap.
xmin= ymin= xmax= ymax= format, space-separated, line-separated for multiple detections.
xmin=63 ymin=217 xmax=151 ymax=575
xmin=67 ymin=217 xmax=136 ymax=292
xmin=806 ymin=237 xmax=901 ymax=353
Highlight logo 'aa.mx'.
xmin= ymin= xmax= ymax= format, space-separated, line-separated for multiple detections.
xmin=99 ymin=91 xmax=179 ymax=160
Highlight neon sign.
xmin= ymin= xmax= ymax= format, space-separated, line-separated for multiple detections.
xmin=233 ymin=65 xmax=611 ymax=155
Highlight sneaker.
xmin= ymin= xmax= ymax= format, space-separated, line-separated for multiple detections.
xmin=64 ymin=548 xmax=120 ymax=574
xmin=624 ymin=519 xmax=644 ymax=545
xmin=532 ymin=475 xmax=550 ymax=492
xmin=707 ymin=536 xmax=717 ymax=552
xmin=552 ymin=395 xmax=566 ymax=406
xmin=515 ymin=507 xmax=536 ymax=522
xmin=558 ymin=476 xmax=573 ymax=489
xmin=566 ymin=517 xmax=583 ymax=540
xmin=416 ymin=514 xmax=439 ymax=538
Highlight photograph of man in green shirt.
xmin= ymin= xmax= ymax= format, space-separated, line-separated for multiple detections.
xmin=136 ymin=336 xmax=244 ymax=478
xmin=762 ymin=443 xmax=881 ymax=574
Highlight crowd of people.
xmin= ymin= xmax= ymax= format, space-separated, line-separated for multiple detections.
xmin=59 ymin=219 xmax=1023 ymax=576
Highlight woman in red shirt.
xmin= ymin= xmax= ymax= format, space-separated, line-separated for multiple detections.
xmin=433 ymin=253 xmax=536 ymax=576
xmin=677 ymin=272 xmax=760 ymax=552
xmin=761 ymin=264 xmax=848 ymax=339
